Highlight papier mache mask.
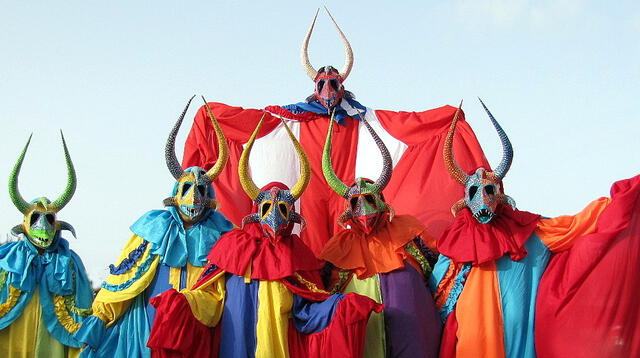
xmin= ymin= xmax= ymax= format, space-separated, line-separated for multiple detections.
xmin=444 ymin=99 xmax=516 ymax=224
xmin=162 ymin=96 xmax=229 ymax=226
xmin=9 ymin=132 xmax=77 ymax=249
xmin=301 ymin=7 xmax=354 ymax=112
xmin=238 ymin=116 xmax=310 ymax=240
xmin=322 ymin=111 xmax=395 ymax=234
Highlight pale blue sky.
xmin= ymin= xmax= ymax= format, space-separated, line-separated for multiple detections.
xmin=1 ymin=1 xmax=638 ymax=283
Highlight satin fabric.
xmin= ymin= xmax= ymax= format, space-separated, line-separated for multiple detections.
xmin=535 ymin=175 xmax=640 ymax=357
xmin=0 ymin=235 xmax=93 ymax=350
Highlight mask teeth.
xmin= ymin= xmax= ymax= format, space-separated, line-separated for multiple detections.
xmin=474 ymin=208 xmax=494 ymax=220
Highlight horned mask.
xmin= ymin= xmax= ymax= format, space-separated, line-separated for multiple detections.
xmin=163 ymin=96 xmax=229 ymax=226
xmin=9 ymin=132 xmax=77 ymax=249
xmin=444 ymin=99 xmax=516 ymax=224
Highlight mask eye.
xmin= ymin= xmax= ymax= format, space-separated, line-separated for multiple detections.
xmin=330 ymin=79 xmax=339 ymax=91
xmin=485 ymin=185 xmax=495 ymax=196
xmin=278 ymin=203 xmax=289 ymax=218
xmin=30 ymin=212 xmax=40 ymax=226
xmin=364 ymin=194 xmax=377 ymax=208
xmin=45 ymin=214 xmax=55 ymax=225
xmin=350 ymin=197 xmax=358 ymax=210
xmin=197 ymin=185 xmax=206 ymax=197
xmin=261 ymin=202 xmax=272 ymax=218
xmin=469 ymin=185 xmax=479 ymax=199
xmin=181 ymin=183 xmax=192 ymax=198
xmin=317 ymin=80 xmax=325 ymax=92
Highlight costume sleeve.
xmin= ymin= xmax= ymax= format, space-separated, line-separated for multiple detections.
xmin=289 ymin=292 xmax=383 ymax=358
xmin=75 ymin=234 xmax=160 ymax=347
xmin=146 ymin=271 xmax=225 ymax=356
xmin=536 ymin=197 xmax=611 ymax=252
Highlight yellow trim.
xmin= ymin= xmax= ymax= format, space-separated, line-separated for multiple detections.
xmin=182 ymin=271 xmax=226 ymax=327
xmin=0 ymin=286 xmax=22 ymax=317
xmin=255 ymin=281 xmax=293 ymax=358
xmin=52 ymin=295 xmax=81 ymax=334
xmin=169 ymin=267 xmax=182 ymax=290
xmin=293 ymin=273 xmax=329 ymax=294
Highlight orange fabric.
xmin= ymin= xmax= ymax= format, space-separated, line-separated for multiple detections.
xmin=535 ymin=197 xmax=611 ymax=252
xmin=455 ymin=261 xmax=505 ymax=358
xmin=319 ymin=215 xmax=425 ymax=279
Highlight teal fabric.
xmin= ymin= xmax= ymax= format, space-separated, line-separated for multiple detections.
xmin=79 ymin=295 xmax=151 ymax=358
xmin=0 ymin=234 xmax=93 ymax=347
xmin=496 ymin=233 xmax=550 ymax=358
xmin=74 ymin=315 xmax=106 ymax=349
xmin=130 ymin=207 xmax=233 ymax=268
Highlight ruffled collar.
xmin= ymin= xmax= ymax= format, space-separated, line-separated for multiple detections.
xmin=319 ymin=215 xmax=426 ymax=279
xmin=130 ymin=207 xmax=233 ymax=268
xmin=265 ymin=98 xmax=367 ymax=125
xmin=437 ymin=206 xmax=540 ymax=265
xmin=0 ymin=234 xmax=76 ymax=294
xmin=207 ymin=223 xmax=322 ymax=280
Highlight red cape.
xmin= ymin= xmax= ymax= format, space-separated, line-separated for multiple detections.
xmin=182 ymin=103 xmax=489 ymax=255
xmin=535 ymin=174 xmax=640 ymax=358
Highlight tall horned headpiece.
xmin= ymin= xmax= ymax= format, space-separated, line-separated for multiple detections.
xmin=323 ymin=110 xmax=394 ymax=233
xmin=238 ymin=116 xmax=310 ymax=239
xmin=9 ymin=132 xmax=77 ymax=248
xmin=301 ymin=7 xmax=354 ymax=111
xmin=163 ymin=95 xmax=229 ymax=225
xmin=444 ymin=99 xmax=516 ymax=223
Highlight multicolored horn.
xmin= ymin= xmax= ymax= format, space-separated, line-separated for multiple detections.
xmin=479 ymin=98 xmax=513 ymax=180
xmin=238 ymin=114 xmax=266 ymax=201
xmin=201 ymin=96 xmax=229 ymax=182
xmin=8 ymin=134 xmax=33 ymax=214
xmin=324 ymin=6 xmax=354 ymax=80
xmin=322 ymin=111 xmax=350 ymax=197
xmin=355 ymin=109 xmax=392 ymax=192
xmin=301 ymin=8 xmax=320 ymax=80
xmin=51 ymin=131 xmax=77 ymax=211
xmin=165 ymin=95 xmax=195 ymax=180
xmin=280 ymin=118 xmax=310 ymax=199
xmin=443 ymin=101 xmax=469 ymax=185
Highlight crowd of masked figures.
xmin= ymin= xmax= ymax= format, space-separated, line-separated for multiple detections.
xmin=1 ymin=8 xmax=640 ymax=358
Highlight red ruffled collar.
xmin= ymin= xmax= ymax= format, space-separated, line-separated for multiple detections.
xmin=437 ymin=206 xmax=540 ymax=265
xmin=207 ymin=223 xmax=322 ymax=280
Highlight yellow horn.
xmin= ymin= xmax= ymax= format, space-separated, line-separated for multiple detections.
xmin=443 ymin=100 xmax=469 ymax=185
xmin=238 ymin=115 xmax=266 ymax=201
xmin=280 ymin=118 xmax=310 ymax=199
xmin=201 ymin=96 xmax=229 ymax=181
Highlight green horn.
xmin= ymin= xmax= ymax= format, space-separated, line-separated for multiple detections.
xmin=51 ymin=131 xmax=77 ymax=211
xmin=9 ymin=134 xmax=33 ymax=214
xmin=321 ymin=112 xmax=350 ymax=198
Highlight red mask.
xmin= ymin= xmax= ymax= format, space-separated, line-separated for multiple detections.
xmin=314 ymin=66 xmax=345 ymax=111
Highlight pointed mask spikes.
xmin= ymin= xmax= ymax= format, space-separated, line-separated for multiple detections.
xmin=323 ymin=6 xmax=354 ymax=80
xmin=279 ymin=118 xmax=310 ymax=199
xmin=166 ymin=95 xmax=195 ymax=180
xmin=238 ymin=114 xmax=266 ymax=201
xmin=51 ymin=131 xmax=77 ymax=211
xmin=201 ymin=96 xmax=229 ymax=182
xmin=478 ymin=98 xmax=513 ymax=180
xmin=443 ymin=101 xmax=469 ymax=185
xmin=8 ymin=134 xmax=33 ymax=214
xmin=301 ymin=8 xmax=320 ymax=80
xmin=355 ymin=108 xmax=392 ymax=192
xmin=321 ymin=110 xmax=350 ymax=198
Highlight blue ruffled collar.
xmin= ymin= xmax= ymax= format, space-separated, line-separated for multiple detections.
xmin=130 ymin=207 xmax=233 ymax=268
xmin=280 ymin=98 xmax=367 ymax=125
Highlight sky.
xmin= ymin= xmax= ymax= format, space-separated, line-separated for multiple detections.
xmin=0 ymin=1 xmax=638 ymax=285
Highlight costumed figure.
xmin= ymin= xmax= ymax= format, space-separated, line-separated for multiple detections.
xmin=430 ymin=99 xmax=632 ymax=358
xmin=74 ymin=96 xmax=234 ymax=358
xmin=180 ymin=7 xmax=489 ymax=255
xmin=147 ymin=117 xmax=381 ymax=358
xmin=0 ymin=133 xmax=93 ymax=357
xmin=319 ymin=112 xmax=442 ymax=358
